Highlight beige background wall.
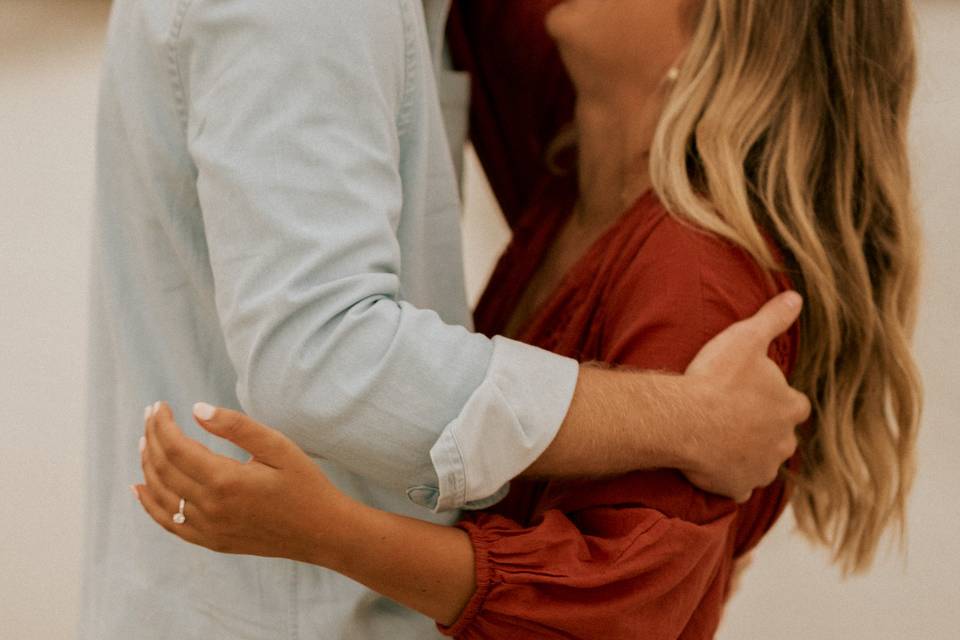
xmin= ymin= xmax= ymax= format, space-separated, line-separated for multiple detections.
xmin=1 ymin=1 xmax=957 ymax=637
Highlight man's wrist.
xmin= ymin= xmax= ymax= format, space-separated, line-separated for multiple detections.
xmin=631 ymin=371 xmax=709 ymax=473
xmin=664 ymin=373 xmax=717 ymax=477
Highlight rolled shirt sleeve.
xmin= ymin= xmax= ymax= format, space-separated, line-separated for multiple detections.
xmin=174 ymin=0 xmax=577 ymax=507
xmin=429 ymin=337 xmax=579 ymax=511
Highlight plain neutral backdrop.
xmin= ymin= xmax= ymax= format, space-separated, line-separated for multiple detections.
xmin=1 ymin=1 xmax=957 ymax=637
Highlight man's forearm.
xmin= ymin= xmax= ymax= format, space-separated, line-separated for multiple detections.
xmin=520 ymin=292 xmax=809 ymax=500
xmin=521 ymin=364 xmax=701 ymax=478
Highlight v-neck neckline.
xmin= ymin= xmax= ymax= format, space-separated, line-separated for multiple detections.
xmin=501 ymin=183 xmax=658 ymax=343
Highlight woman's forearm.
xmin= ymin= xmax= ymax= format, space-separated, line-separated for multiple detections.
xmin=313 ymin=499 xmax=477 ymax=626
xmin=136 ymin=401 xmax=477 ymax=626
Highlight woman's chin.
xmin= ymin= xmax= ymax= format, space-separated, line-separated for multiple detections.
xmin=544 ymin=1 xmax=579 ymax=41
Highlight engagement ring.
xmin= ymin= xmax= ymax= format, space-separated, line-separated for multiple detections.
xmin=173 ymin=498 xmax=186 ymax=525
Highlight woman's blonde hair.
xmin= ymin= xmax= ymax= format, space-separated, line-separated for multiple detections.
xmin=649 ymin=0 xmax=923 ymax=574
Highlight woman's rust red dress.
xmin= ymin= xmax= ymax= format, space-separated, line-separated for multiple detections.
xmin=442 ymin=4 xmax=798 ymax=638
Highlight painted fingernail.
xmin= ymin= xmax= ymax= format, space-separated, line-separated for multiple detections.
xmin=139 ymin=436 xmax=146 ymax=453
xmin=152 ymin=401 xmax=161 ymax=416
xmin=144 ymin=405 xmax=151 ymax=421
xmin=193 ymin=402 xmax=216 ymax=421
xmin=130 ymin=485 xmax=141 ymax=503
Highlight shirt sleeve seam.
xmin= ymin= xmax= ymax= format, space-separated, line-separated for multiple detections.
xmin=168 ymin=0 xmax=195 ymax=132
xmin=395 ymin=0 xmax=417 ymax=140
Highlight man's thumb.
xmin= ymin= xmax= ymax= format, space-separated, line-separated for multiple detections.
xmin=747 ymin=291 xmax=803 ymax=345
xmin=193 ymin=402 xmax=290 ymax=467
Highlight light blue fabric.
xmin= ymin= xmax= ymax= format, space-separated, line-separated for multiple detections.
xmin=81 ymin=1 xmax=579 ymax=638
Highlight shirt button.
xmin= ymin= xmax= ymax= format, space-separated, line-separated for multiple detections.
xmin=406 ymin=485 xmax=439 ymax=509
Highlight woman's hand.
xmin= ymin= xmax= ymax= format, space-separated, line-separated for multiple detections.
xmin=133 ymin=402 xmax=478 ymax=625
xmin=132 ymin=402 xmax=354 ymax=566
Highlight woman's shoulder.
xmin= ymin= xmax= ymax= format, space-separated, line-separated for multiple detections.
xmin=601 ymin=197 xmax=795 ymax=371
xmin=621 ymin=199 xmax=789 ymax=319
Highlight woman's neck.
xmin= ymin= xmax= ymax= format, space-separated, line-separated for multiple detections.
xmin=573 ymin=88 xmax=662 ymax=227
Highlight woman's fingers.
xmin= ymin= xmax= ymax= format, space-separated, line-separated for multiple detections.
xmin=140 ymin=429 xmax=196 ymax=523
xmin=132 ymin=402 xmax=344 ymax=564
xmin=192 ymin=403 xmax=296 ymax=469
xmin=132 ymin=483 xmax=206 ymax=546
xmin=143 ymin=407 xmax=207 ymax=507
xmin=149 ymin=402 xmax=241 ymax=484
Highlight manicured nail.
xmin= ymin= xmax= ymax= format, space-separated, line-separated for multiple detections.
xmin=130 ymin=485 xmax=141 ymax=503
xmin=152 ymin=401 xmax=161 ymax=416
xmin=139 ymin=436 xmax=146 ymax=453
xmin=144 ymin=405 xmax=151 ymax=421
xmin=193 ymin=402 xmax=216 ymax=421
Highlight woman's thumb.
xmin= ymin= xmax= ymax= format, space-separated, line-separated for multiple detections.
xmin=192 ymin=403 xmax=290 ymax=467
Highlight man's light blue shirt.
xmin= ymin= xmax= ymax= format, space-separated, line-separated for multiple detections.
xmin=82 ymin=0 xmax=578 ymax=638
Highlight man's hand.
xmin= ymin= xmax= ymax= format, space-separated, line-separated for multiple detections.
xmin=522 ymin=291 xmax=810 ymax=502
xmin=681 ymin=291 xmax=811 ymax=501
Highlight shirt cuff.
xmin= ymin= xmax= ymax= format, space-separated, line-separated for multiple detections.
xmin=422 ymin=336 xmax=579 ymax=513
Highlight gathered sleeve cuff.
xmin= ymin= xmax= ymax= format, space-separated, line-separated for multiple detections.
xmin=438 ymin=502 xmax=737 ymax=639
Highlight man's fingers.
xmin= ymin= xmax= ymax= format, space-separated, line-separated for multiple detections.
xmin=192 ymin=403 xmax=292 ymax=468
xmin=150 ymin=402 xmax=240 ymax=485
xmin=742 ymin=291 xmax=803 ymax=346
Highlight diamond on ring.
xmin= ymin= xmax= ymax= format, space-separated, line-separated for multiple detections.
xmin=173 ymin=498 xmax=186 ymax=525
